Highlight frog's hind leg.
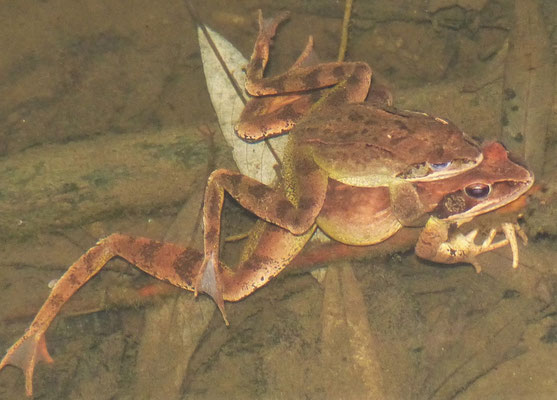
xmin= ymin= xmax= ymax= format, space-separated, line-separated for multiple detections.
xmin=245 ymin=10 xmax=371 ymax=99
xmin=0 ymin=234 xmax=203 ymax=397
xmin=235 ymin=92 xmax=319 ymax=141
xmin=222 ymin=220 xmax=316 ymax=301
xmin=1 ymin=225 xmax=315 ymax=396
xmin=198 ymin=163 xmax=327 ymax=291
xmin=237 ymin=11 xmax=372 ymax=141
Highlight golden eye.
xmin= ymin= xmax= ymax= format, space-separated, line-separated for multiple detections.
xmin=465 ymin=183 xmax=491 ymax=199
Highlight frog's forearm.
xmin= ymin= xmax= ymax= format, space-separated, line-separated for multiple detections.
xmin=415 ymin=217 xmax=450 ymax=261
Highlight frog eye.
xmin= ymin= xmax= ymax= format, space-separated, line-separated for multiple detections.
xmin=465 ymin=183 xmax=491 ymax=199
xmin=428 ymin=161 xmax=451 ymax=171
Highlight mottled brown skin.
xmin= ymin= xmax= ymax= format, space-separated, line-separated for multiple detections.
xmin=0 ymin=142 xmax=532 ymax=397
xmin=297 ymin=105 xmax=482 ymax=183
xmin=236 ymin=12 xmax=482 ymax=183
xmin=201 ymin=9 xmax=488 ymax=310
xmin=413 ymin=142 xmax=534 ymax=271
xmin=0 ymin=12 xmax=534 ymax=397
xmin=236 ymin=12 xmax=371 ymax=141
xmin=200 ymin=10 xmax=485 ymax=318
xmin=318 ymin=142 xmax=532 ymax=248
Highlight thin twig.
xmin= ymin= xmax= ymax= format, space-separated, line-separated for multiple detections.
xmin=338 ymin=0 xmax=354 ymax=62
xmin=184 ymin=0 xmax=247 ymax=105
xmin=184 ymin=1 xmax=283 ymax=173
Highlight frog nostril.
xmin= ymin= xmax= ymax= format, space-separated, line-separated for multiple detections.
xmin=465 ymin=183 xmax=491 ymax=199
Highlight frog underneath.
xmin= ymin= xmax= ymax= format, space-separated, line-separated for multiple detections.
xmin=0 ymin=12 xmax=533 ymax=397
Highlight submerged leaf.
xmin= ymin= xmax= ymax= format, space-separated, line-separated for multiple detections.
xmin=198 ymin=26 xmax=287 ymax=185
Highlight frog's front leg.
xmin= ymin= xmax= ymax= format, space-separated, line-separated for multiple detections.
xmin=415 ymin=217 xmax=523 ymax=273
xmin=389 ymin=180 xmax=428 ymax=227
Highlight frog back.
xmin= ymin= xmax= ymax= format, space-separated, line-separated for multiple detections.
xmin=294 ymin=103 xmax=480 ymax=186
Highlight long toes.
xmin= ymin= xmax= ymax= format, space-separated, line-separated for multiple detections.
xmin=465 ymin=229 xmax=478 ymax=242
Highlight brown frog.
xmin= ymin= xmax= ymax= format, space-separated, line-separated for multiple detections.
xmin=318 ymin=141 xmax=533 ymax=272
xmin=197 ymin=10 xmax=484 ymax=317
xmin=0 ymin=12 xmax=534 ymax=397
xmin=0 ymin=141 xmax=532 ymax=397
xmin=236 ymin=11 xmax=482 ymax=187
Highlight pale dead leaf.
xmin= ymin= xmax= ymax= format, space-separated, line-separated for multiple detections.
xmin=198 ymin=25 xmax=288 ymax=184
xmin=198 ymin=23 xmax=331 ymax=254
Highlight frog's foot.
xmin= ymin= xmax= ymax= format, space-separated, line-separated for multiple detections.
xmin=291 ymin=35 xmax=316 ymax=69
xmin=458 ymin=228 xmax=509 ymax=273
xmin=464 ymin=222 xmax=527 ymax=271
xmin=256 ymin=10 xmax=315 ymax=70
xmin=257 ymin=9 xmax=290 ymax=44
xmin=433 ymin=224 xmax=525 ymax=273
xmin=416 ymin=217 xmax=527 ymax=273
xmin=0 ymin=331 xmax=53 ymax=396
xmin=245 ymin=10 xmax=290 ymax=89
xmin=194 ymin=253 xmax=229 ymax=325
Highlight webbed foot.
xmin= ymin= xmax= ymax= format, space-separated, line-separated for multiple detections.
xmin=0 ymin=331 xmax=53 ymax=396
xmin=194 ymin=253 xmax=229 ymax=325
